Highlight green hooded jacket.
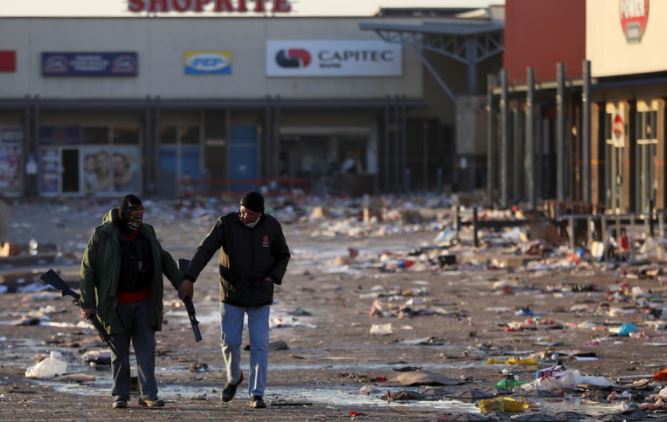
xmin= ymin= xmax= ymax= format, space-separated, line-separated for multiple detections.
xmin=79 ymin=208 xmax=183 ymax=335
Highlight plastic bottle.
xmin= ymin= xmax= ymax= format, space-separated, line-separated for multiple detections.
xmin=479 ymin=396 xmax=530 ymax=413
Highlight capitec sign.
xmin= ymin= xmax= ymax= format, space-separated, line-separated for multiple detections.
xmin=267 ymin=41 xmax=402 ymax=77
xmin=184 ymin=51 xmax=232 ymax=75
xmin=42 ymin=52 xmax=138 ymax=76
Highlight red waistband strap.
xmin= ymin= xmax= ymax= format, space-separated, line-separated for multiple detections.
xmin=117 ymin=288 xmax=150 ymax=304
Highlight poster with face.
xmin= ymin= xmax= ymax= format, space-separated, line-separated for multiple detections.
xmin=111 ymin=145 xmax=140 ymax=193
xmin=83 ymin=146 xmax=112 ymax=194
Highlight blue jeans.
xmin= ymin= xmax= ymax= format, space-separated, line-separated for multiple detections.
xmin=220 ymin=303 xmax=270 ymax=398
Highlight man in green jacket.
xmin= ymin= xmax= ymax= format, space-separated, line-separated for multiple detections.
xmin=80 ymin=194 xmax=183 ymax=409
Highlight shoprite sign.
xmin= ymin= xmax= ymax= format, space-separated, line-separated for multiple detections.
xmin=128 ymin=0 xmax=292 ymax=13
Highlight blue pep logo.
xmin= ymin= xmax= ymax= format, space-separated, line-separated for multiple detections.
xmin=184 ymin=51 xmax=232 ymax=75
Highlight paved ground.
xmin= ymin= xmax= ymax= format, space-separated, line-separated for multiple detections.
xmin=0 ymin=198 xmax=666 ymax=421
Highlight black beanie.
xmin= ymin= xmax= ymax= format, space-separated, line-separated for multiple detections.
xmin=240 ymin=191 xmax=264 ymax=213
xmin=119 ymin=194 xmax=143 ymax=220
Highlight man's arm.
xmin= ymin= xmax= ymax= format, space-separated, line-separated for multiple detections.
xmin=178 ymin=218 xmax=225 ymax=299
xmin=159 ymin=241 xmax=183 ymax=290
xmin=267 ymin=222 xmax=290 ymax=285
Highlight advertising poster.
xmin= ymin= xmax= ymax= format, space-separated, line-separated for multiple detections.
xmin=82 ymin=146 xmax=113 ymax=194
xmin=39 ymin=148 xmax=59 ymax=195
xmin=83 ymin=146 xmax=140 ymax=194
xmin=0 ymin=128 xmax=23 ymax=195
xmin=111 ymin=145 xmax=141 ymax=193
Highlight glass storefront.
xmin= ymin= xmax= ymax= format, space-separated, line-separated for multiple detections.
xmin=39 ymin=125 xmax=141 ymax=196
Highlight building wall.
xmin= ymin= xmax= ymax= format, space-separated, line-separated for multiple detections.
xmin=0 ymin=17 xmax=423 ymax=99
xmin=588 ymin=0 xmax=665 ymax=77
xmin=504 ymin=0 xmax=585 ymax=84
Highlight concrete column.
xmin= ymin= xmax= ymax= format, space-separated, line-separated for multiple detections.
xmin=486 ymin=74 xmax=496 ymax=206
xmin=582 ymin=60 xmax=592 ymax=203
xmin=656 ymin=99 xmax=666 ymax=210
xmin=556 ymin=62 xmax=566 ymax=202
xmin=526 ymin=67 xmax=536 ymax=209
xmin=591 ymin=103 xmax=602 ymax=209
xmin=500 ymin=69 xmax=509 ymax=208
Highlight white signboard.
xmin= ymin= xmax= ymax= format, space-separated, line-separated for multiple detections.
xmin=267 ymin=40 xmax=402 ymax=77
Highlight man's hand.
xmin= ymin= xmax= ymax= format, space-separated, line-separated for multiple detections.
xmin=179 ymin=279 xmax=194 ymax=300
xmin=80 ymin=308 xmax=96 ymax=319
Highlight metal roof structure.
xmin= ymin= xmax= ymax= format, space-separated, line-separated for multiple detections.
xmin=360 ymin=17 xmax=504 ymax=100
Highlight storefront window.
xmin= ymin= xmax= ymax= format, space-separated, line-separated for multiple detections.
xmin=112 ymin=125 xmax=140 ymax=145
xmin=181 ymin=126 xmax=200 ymax=144
xmin=636 ymin=107 xmax=658 ymax=212
xmin=83 ymin=127 xmax=110 ymax=144
xmin=637 ymin=110 xmax=657 ymax=143
xmin=160 ymin=126 xmax=178 ymax=144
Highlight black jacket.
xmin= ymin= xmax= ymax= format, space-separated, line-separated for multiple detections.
xmin=185 ymin=212 xmax=290 ymax=308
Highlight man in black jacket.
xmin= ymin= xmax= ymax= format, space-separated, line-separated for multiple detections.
xmin=179 ymin=191 xmax=290 ymax=409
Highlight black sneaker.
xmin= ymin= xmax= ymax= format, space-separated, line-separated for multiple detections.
xmin=138 ymin=397 xmax=165 ymax=408
xmin=248 ymin=395 xmax=266 ymax=409
xmin=112 ymin=399 xmax=127 ymax=409
xmin=221 ymin=373 xmax=243 ymax=402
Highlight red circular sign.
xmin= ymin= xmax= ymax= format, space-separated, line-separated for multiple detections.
xmin=613 ymin=114 xmax=624 ymax=138
xmin=619 ymin=0 xmax=649 ymax=42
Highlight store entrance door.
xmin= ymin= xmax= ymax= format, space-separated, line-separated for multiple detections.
xmin=61 ymin=148 xmax=80 ymax=194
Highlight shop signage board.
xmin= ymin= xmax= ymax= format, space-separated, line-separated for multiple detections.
xmin=184 ymin=51 xmax=232 ymax=74
xmin=0 ymin=51 xmax=16 ymax=72
xmin=266 ymin=40 xmax=402 ymax=77
xmin=42 ymin=52 xmax=138 ymax=76
xmin=127 ymin=0 xmax=292 ymax=13
xmin=619 ymin=0 xmax=649 ymax=42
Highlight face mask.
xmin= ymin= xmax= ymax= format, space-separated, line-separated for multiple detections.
xmin=126 ymin=209 xmax=144 ymax=230
xmin=244 ymin=219 xmax=259 ymax=228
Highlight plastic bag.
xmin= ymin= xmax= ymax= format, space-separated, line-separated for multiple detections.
xmin=25 ymin=351 xmax=68 ymax=379
xmin=479 ymin=396 xmax=529 ymax=413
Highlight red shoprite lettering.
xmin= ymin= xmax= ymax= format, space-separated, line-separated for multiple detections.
xmin=128 ymin=0 xmax=291 ymax=13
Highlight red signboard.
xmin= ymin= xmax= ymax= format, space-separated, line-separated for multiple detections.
xmin=619 ymin=0 xmax=649 ymax=42
xmin=128 ymin=0 xmax=292 ymax=13
xmin=0 ymin=51 xmax=16 ymax=72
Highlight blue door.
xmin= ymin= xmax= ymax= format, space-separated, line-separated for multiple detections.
xmin=228 ymin=126 xmax=258 ymax=192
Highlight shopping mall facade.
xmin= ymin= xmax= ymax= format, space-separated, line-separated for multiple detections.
xmin=0 ymin=8 xmax=503 ymax=198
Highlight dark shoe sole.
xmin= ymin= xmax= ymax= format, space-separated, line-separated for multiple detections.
xmin=112 ymin=401 xmax=127 ymax=409
xmin=249 ymin=396 xmax=267 ymax=408
xmin=222 ymin=373 xmax=243 ymax=402
xmin=138 ymin=398 xmax=165 ymax=408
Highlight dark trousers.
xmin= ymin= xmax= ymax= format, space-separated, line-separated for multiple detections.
xmin=110 ymin=299 xmax=158 ymax=400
